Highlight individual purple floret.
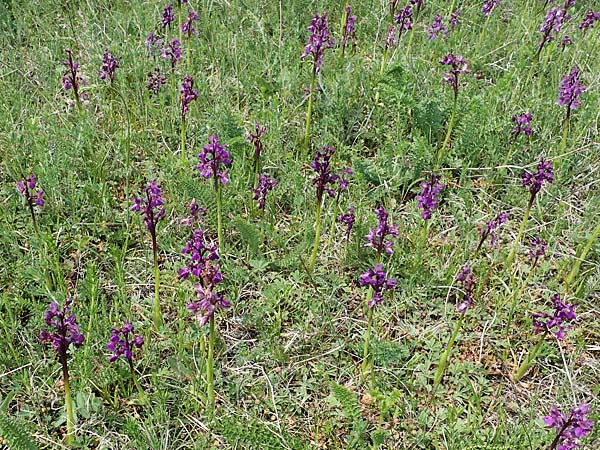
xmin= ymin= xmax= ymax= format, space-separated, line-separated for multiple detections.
xmin=364 ymin=205 xmax=399 ymax=256
xmin=247 ymin=121 xmax=267 ymax=160
xmin=300 ymin=12 xmax=335 ymax=73
xmin=182 ymin=8 xmax=199 ymax=37
xmin=483 ymin=0 xmax=501 ymax=16
xmin=146 ymin=32 xmax=163 ymax=58
xmin=338 ymin=206 xmax=355 ymax=240
xmin=180 ymin=76 xmax=198 ymax=119
xmin=253 ymin=173 xmax=278 ymax=209
xmin=40 ymin=299 xmax=85 ymax=355
xmin=395 ymin=6 xmax=413 ymax=35
xmin=511 ymin=112 xmax=533 ymax=138
xmin=99 ymin=49 xmax=120 ymax=84
xmin=449 ymin=9 xmax=461 ymax=30
xmin=522 ymin=158 xmax=554 ymax=202
xmin=528 ymin=237 xmax=547 ymax=265
xmin=17 ymin=174 xmax=45 ymax=208
xmin=533 ymin=293 xmax=577 ymax=340
xmin=342 ymin=6 xmax=357 ymax=52
xmin=107 ymin=321 xmax=144 ymax=363
xmin=359 ymin=263 xmax=397 ymax=308
xmin=335 ymin=167 xmax=353 ymax=194
xmin=559 ymin=35 xmax=573 ymax=47
xmin=147 ymin=67 xmax=167 ymax=94
xmin=579 ymin=10 xmax=600 ymax=30
xmin=178 ymin=228 xmax=219 ymax=280
xmin=440 ymin=53 xmax=470 ymax=98
xmin=558 ymin=66 xmax=587 ymax=111
xmin=187 ymin=262 xmax=230 ymax=326
xmin=132 ymin=180 xmax=166 ymax=234
xmin=161 ymin=3 xmax=175 ymax=29
xmin=538 ymin=7 xmax=568 ymax=51
xmin=385 ymin=25 xmax=398 ymax=49
xmin=62 ymin=49 xmax=87 ymax=105
xmin=311 ymin=145 xmax=337 ymax=201
xmin=543 ymin=403 xmax=594 ymax=450
xmin=163 ymin=38 xmax=182 ymax=69
xmin=180 ymin=199 xmax=207 ymax=228
xmin=476 ymin=212 xmax=510 ymax=251
xmin=197 ymin=134 xmax=232 ymax=184
xmin=416 ymin=174 xmax=445 ymax=220
xmin=455 ymin=265 xmax=475 ymax=314
xmin=428 ymin=15 xmax=449 ymax=40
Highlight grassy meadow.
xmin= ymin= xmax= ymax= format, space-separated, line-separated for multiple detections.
xmin=0 ymin=0 xmax=599 ymax=448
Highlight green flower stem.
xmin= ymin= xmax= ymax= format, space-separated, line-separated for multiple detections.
xmin=361 ymin=292 xmax=375 ymax=380
xmin=152 ymin=233 xmax=162 ymax=329
xmin=513 ymin=338 xmax=544 ymax=382
xmin=60 ymin=352 xmax=75 ymax=445
xmin=373 ymin=48 xmax=388 ymax=106
xmin=326 ymin=194 xmax=340 ymax=249
xmin=447 ymin=0 xmax=457 ymax=15
xmin=437 ymin=95 xmax=458 ymax=164
xmin=476 ymin=13 xmax=493 ymax=56
xmin=505 ymin=200 xmax=532 ymax=267
xmin=304 ymin=66 xmax=317 ymax=156
xmin=505 ymin=267 xmax=535 ymax=340
xmin=433 ymin=315 xmax=464 ymax=393
xmin=207 ymin=314 xmax=215 ymax=414
xmin=559 ymin=110 xmax=570 ymax=163
xmin=339 ymin=1 xmax=349 ymax=48
xmin=215 ymin=178 xmax=223 ymax=250
xmin=181 ymin=116 xmax=186 ymax=165
xmin=565 ymin=221 xmax=600 ymax=289
xmin=308 ymin=198 xmax=323 ymax=273
xmin=404 ymin=7 xmax=420 ymax=59
xmin=128 ymin=359 xmax=146 ymax=403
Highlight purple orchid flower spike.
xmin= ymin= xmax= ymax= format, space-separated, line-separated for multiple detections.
xmin=107 ymin=321 xmax=144 ymax=363
xmin=40 ymin=298 xmax=85 ymax=355
xmin=147 ymin=67 xmax=167 ymax=94
xmin=511 ymin=112 xmax=533 ymax=138
xmin=476 ymin=212 xmax=510 ymax=252
xmin=253 ymin=174 xmax=278 ymax=209
xmin=543 ymin=403 xmax=594 ymax=450
xmin=428 ymin=15 xmax=449 ymax=40
xmin=99 ymin=49 xmax=120 ymax=84
xmin=161 ymin=3 xmax=175 ymax=29
xmin=342 ymin=6 xmax=357 ymax=53
xmin=180 ymin=76 xmax=198 ymax=119
xmin=197 ymin=134 xmax=232 ymax=185
xmin=522 ymin=158 xmax=554 ymax=206
xmin=365 ymin=205 xmax=399 ymax=256
xmin=533 ymin=293 xmax=577 ymax=340
xmin=182 ymin=8 xmax=199 ymax=37
xmin=558 ymin=67 xmax=587 ymax=111
xmin=359 ymin=263 xmax=397 ymax=308
xmin=440 ymin=53 xmax=470 ymax=99
xmin=455 ymin=265 xmax=476 ymax=314
xmin=301 ymin=12 xmax=335 ymax=73
xmin=338 ymin=206 xmax=356 ymax=240
xmin=416 ymin=174 xmax=445 ymax=220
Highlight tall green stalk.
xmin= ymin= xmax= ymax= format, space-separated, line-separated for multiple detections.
xmin=152 ymin=232 xmax=162 ymax=328
xmin=304 ymin=66 xmax=317 ymax=156
xmin=506 ymin=200 xmax=532 ymax=267
xmin=215 ymin=178 xmax=223 ymax=250
xmin=309 ymin=198 xmax=323 ymax=273
xmin=361 ymin=306 xmax=374 ymax=379
xmin=513 ymin=338 xmax=544 ymax=382
xmin=437 ymin=96 xmax=458 ymax=164
xmin=207 ymin=315 xmax=216 ymax=413
xmin=565 ymin=221 xmax=600 ymax=289
xmin=433 ymin=315 xmax=464 ymax=393
xmin=60 ymin=352 xmax=75 ymax=445
xmin=181 ymin=117 xmax=186 ymax=165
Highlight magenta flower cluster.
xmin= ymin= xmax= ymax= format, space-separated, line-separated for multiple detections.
xmin=107 ymin=322 xmax=144 ymax=362
xmin=359 ymin=263 xmax=397 ymax=308
xmin=180 ymin=76 xmax=198 ymax=119
xmin=395 ymin=6 xmax=413 ymax=34
xmin=579 ymin=10 xmax=600 ymax=31
xmin=385 ymin=25 xmax=398 ymax=49
xmin=558 ymin=67 xmax=587 ymax=110
xmin=529 ymin=237 xmax=548 ymax=264
xmin=187 ymin=260 xmax=230 ymax=326
xmin=449 ymin=10 xmax=461 ymax=30
xmin=16 ymin=174 xmax=44 ymax=208
xmin=311 ymin=145 xmax=337 ymax=201
xmin=482 ymin=0 xmax=501 ymax=17
xmin=253 ymin=174 xmax=278 ymax=209
xmin=300 ymin=12 xmax=335 ymax=73
xmin=147 ymin=67 xmax=167 ymax=94
xmin=533 ymin=294 xmax=577 ymax=340
xmin=477 ymin=212 xmax=510 ymax=250
xmin=342 ymin=6 xmax=357 ymax=51
xmin=161 ymin=3 xmax=175 ymax=29
xmin=440 ymin=53 xmax=470 ymax=97
xmin=62 ymin=49 xmax=87 ymax=102
xmin=40 ymin=299 xmax=85 ymax=355
xmin=163 ymin=38 xmax=182 ymax=68
xmin=99 ymin=49 xmax=120 ymax=83
xmin=416 ymin=174 xmax=445 ymax=220
xmin=132 ymin=180 xmax=166 ymax=233
xmin=455 ymin=265 xmax=475 ymax=314
xmin=146 ymin=32 xmax=163 ymax=57
xmin=178 ymin=228 xmax=219 ymax=280
xmin=511 ymin=112 xmax=533 ymax=137
xmin=338 ymin=206 xmax=355 ymax=240
xmin=247 ymin=121 xmax=267 ymax=159
xmin=428 ymin=15 xmax=449 ymax=40
xmin=182 ymin=8 xmax=199 ymax=37
xmin=522 ymin=158 xmax=554 ymax=200
xmin=365 ymin=205 xmax=399 ymax=256
xmin=543 ymin=403 xmax=593 ymax=450
xmin=180 ymin=199 xmax=207 ymax=229
xmin=197 ymin=135 xmax=232 ymax=184
xmin=538 ymin=7 xmax=569 ymax=50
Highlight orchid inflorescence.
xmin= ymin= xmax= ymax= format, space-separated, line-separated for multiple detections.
xmin=428 ymin=15 xmax=449 ymax=41
xmin=181 ymin=8 xmax=199 ymax=37
xmin=440 ymin=53 xmax=470 ymax=98
xmin=99 ymin=49 xmax=120 ymax=84
xmin=455 ymin=265 xmax=475 ymax=314
xmin=338 ymin=206 xmax=355 ymax=240
xmin=16 ymin=174 xmax=44 ymax=209
xmin=300 ymin=12 xmax=335 ymax=73
xmin=197 ymin=134 xmax=232 ymax=184
xmin=416 ymin=174 xmax=445 ymax=220
xmin=543 ymin=403 xmax=593 ymax=450
xmin=365 ymin=205 xmax=399 ymax=257
xmin=359 ymin=263 xmax=397 ymax=308
xmin=511 ymin=112 xmax=533 ymax=138
xmin=342 ymin=6 xmax=357 ymax=52
xmin=107 ymin=322 xmax=144 ymax=363
xmin=522 ymin=158 xmax=554 ymax=204
xmin=476 ymin=212 xmax=510 ymax=251
xmin=132 ymin=180 xmax=166 ymax=234
xmin=253 ymin=174 xmax=278 ymax=209
xmin=40 ymin=299 xmax=85 ymax=355
xmin=533 ymin=293 xmax=577 ymax=340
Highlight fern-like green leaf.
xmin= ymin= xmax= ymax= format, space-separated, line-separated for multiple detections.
xmin=0 ymin=414 xmax=39 ymax=450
